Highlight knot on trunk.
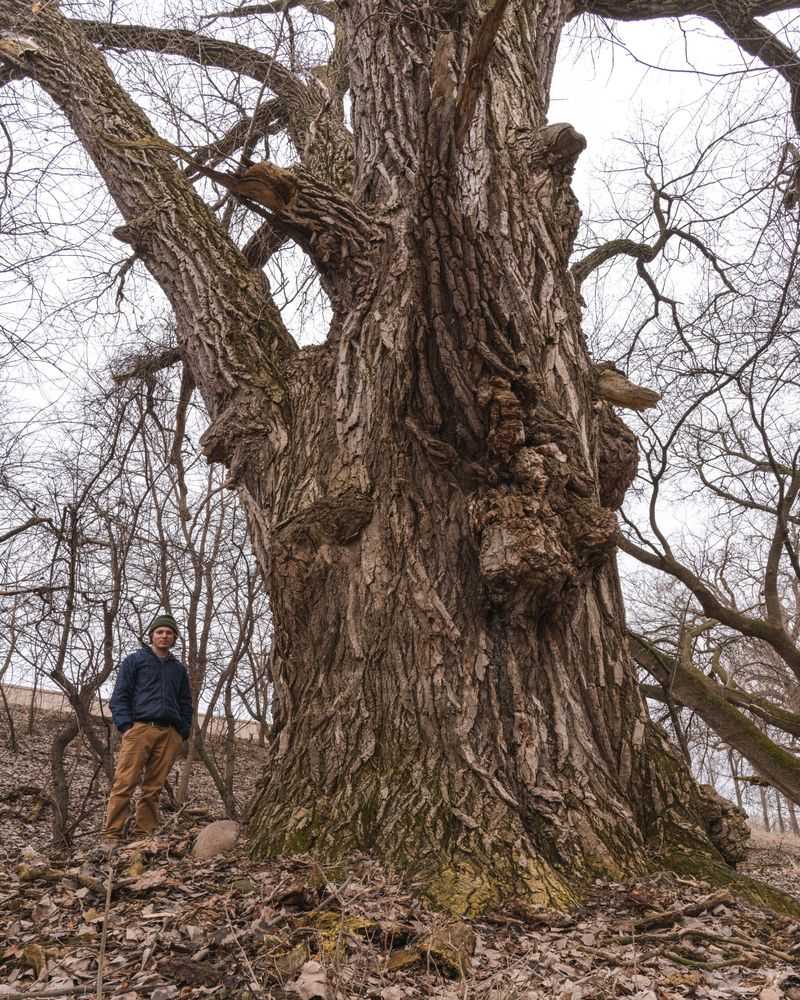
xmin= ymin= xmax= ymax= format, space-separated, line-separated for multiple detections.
xmin=471 ymin=486 xmax=573 ymax=602
xmin=232 ymin=162 xmax=298 ymax=213
xmin=478 ymin=376 xmax=525 ymax=464
xmin=470 ymin=478 xmax=617 ymax=604
xmin=529 ymin=123 xmax=587 ymax=175
xmin=562 ymin=498 xmax=618 ymax=564
xmin=275 ymin=488 xmax=374 ymax=546
xmin=596 ymin=405 xmax=638 ymax=509
xmin=696 ymin=783 xmax=750 ymax=866
xmin=200 ymin=384 xmax=284 ymax=487
xmin=112 ymin=206 xmax=161 ymax=252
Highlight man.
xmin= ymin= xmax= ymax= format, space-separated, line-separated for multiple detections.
xmin=102 ymin=612 xmax=193 ymax=847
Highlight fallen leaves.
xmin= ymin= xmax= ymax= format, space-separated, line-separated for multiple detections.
xmin=3 ymin=704 xmax=800 ymax=999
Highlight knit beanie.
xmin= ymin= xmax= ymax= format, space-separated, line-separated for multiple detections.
xmin=147 ymin=612 xmax=179 ymax=639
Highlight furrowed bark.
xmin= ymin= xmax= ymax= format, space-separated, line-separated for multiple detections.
xmin=2 ymin=0 xmax=753 ymax=912
xmin=243 ymin=0 xmax=732 ymax=911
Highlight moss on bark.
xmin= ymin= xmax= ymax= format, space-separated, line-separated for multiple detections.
xmin=661 ymin=848 xmax=800 ymax=918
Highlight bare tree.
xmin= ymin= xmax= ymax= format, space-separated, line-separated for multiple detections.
xmin=7 ymin=0 xmax=800 ymax=905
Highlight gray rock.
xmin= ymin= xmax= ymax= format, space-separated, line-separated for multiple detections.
xmin=192 ymin=820 xmax=241 ymax=860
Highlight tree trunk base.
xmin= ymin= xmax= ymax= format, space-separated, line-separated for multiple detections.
xmin=249 ymin=725 xmax=756 ymax=915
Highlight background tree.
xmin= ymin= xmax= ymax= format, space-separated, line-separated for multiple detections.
xmin=571 ymin=56 xmax=800 ymax=814
xmin=0 ymin=369 xmax=272 ymax=842
xmin=5 ymin=0 xmax=799 ymax=909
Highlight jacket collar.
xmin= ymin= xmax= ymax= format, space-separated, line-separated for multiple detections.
xmin=140 ymin=642 xmax=178 ymax=664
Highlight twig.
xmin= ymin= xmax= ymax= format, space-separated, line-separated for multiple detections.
xmin=96 ymin=858 xmax=115 ymax=999
xmin=17 ymin=864 xmax=104 ymax=894
xmin=224 ymin=902 xmax=262 ymax=993
xmin=0 ymin=986 xmax=121 ymax=999
xmin=633 ymin=889 xmax=734 ymax=931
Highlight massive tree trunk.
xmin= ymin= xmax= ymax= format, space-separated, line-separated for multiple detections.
xmin=1 ymin=0 xmax=746 ymax=911
xmin=243 ymin=0 xmax=724 ymax=909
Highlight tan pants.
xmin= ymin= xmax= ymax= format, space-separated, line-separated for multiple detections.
xmin=103 ymin=722 xmax=181 ymax=839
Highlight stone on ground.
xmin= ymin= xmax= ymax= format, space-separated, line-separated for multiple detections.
xmin=192 ymin=819 xmax=241 ymax=859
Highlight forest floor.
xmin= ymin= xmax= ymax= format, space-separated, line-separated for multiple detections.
xmin=2 ymin=706 xmax=800 ymax=1000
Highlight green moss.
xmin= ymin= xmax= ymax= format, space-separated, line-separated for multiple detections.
xmin=662 ymin=848 xmax=800 ymax=918
xmin=424 ymin=853 xmax=577 ymax=916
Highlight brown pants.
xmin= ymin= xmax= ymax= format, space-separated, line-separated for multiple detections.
xmin=103 ymin=722 xmax=181 ymax=839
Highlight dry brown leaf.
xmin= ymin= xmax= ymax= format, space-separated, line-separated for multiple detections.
xmin=288 ymin=959 xmax=329 ymax=999
xmin=131 ymin=869 xmax=169 ymax=891
xmin=22 ymin=942 xmax=47 ymax=978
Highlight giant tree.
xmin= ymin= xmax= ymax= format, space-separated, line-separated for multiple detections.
xmin=2 ymin=0 xmax=792 ymax=910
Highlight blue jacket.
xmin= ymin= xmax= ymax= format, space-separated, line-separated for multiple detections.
xmin=109 ymin=646 xmax=193 ymax=739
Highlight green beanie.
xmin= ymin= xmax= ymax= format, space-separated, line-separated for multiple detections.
xmin=147 ymin=612 xmax=179 ymax=639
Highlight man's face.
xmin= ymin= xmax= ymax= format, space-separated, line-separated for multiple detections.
xmin=151 ymin=627 xmax=177 ymax=653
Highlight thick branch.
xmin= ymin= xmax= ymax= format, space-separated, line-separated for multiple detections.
xmin=67 ymin=18 xmax=353 ymax=186
xmin=0 ymin=3 xmax=296 ymax=483
xmin=572 ymin=236 xmax=668 ymax=287
xmin=112 ymin=347 xmax=182 ymax=383
xmin=592 ymin=364 xmax=661 ymax=410
xmin=0 ymin=517 xmax=51 ymax=545
xmin=106 ymin=137 xmax=373 ymax=278
xmin=706 ymin=3 xmax=800 ymax=133
xmin=69 ymin=18 xmax=305 ymax=104
xmin=454 ymin=0 xmax=512 ymax=149
xmin=242 ymin=220 xmax=287 ymax=269
xmin=631 ymin=632 xmax=800 ymax=803
xmin=203 ymin=1 xmax=336 ymax=19
xmin=574 ymin=1 xmax=800 ymax=132
xmin=640 ymin=677 xmax=800 ymax=739
xmin=620 ymin=534 xmax=800 ymax=678
xmin=573 ymin=2 xmax=800 ymax=20
xmin=190 ymin=98 xmax=288 ymax=169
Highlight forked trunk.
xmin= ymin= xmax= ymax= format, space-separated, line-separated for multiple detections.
xmin=245 ymin=0 xmax=728 ymax=910
xmin=1 ymin=0 xmax=739 ymax=909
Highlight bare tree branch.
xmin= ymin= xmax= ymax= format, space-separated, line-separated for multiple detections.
xmin=190 ymin=98 xmax=288 ymax=169
xmin=0 ymin=1 xmax=296 ymax=485
xmin=0 ymin=517 xmax=51 ymax=545
xmin=242 ymin=220 xmax=288 ymax=268
xmin=706 ymin=3 xmax=800 ymax=133
xmin=573 ymin=2 xmax=800 ymax=20
xmin=112 ymin=347 xmax=183 ymax=384
xmin=66 ymin=18 xmax=353 ymax=186
xmin=202 ymin=0 xmax=336 ymax=20
xmin=632 ymin=631 xmax=800 ymax=803
xmin=575 ymin=1 xmax=800 ymax=131
xmin=70 ymin=18 xmax=306 ymax=104
xmin=620 ymin=534 xmax=800 ymax=678
xmin=640 ymin=679 xmax=800 ymax=739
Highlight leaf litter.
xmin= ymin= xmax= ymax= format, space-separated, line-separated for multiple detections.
xmin=2 ymin=707 xmax=800 ymax=998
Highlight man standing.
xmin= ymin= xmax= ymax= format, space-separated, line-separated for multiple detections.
xmin=102 ymin=612 xmax=193 ymax=847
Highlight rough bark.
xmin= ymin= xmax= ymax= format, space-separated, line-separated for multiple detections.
xmin=0 ymin=0 xmax=751 ymax=911
xmin=242 ymin=0 xmax=728 ymax=911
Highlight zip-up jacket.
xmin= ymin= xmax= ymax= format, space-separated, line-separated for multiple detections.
xmin=109 ymin=646 xmax=193 ymax=739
